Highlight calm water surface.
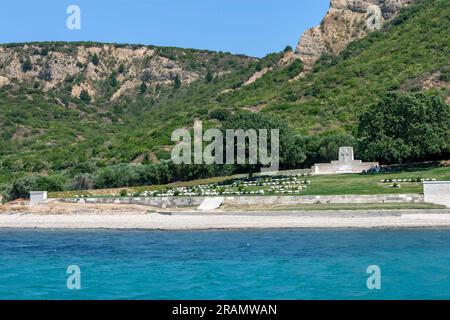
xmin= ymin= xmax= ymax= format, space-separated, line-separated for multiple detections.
xmin=0 ymin=228 xmax=449 ymax=299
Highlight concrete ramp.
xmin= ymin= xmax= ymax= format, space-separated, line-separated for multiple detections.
xmin=198 ymin=197 xmax=224 ymax=211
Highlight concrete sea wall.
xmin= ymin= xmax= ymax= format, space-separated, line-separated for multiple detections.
xmin=60 ymin=194 xmax=424 ymax=208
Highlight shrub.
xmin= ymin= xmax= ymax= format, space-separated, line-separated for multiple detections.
xmin=21 ymin=59 xmax=32 ymax=72
xmin=71 ymin=174 xmax=93 ymax=190
xmin=79 ymin=90 xmax=91 ymax=103
xmin=209 ymin=108 xmax=231 ymax=121
xmin=3 ymin=175 xmax=65 ymax=201
xmin=91 ymin=54 xmax=99 ymax=66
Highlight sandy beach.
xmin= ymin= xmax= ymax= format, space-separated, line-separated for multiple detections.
xmin=1 ymin=201 xmax=450 ymax=230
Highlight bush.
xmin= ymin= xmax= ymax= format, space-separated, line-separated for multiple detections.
xmin=3 ymin=175 xmax=65 ymax=201
xmin=91 ymin=54 xmax=99 ymax=66
xmin=209 ymin=108 xmax=231 ymax=121
xmin=21 ymin=59 xmax=32 ymax=72
xmin=79 ymin=90 xmax=91 ymax=103
xmin=71 ymin=174 xmax=93 ymax=190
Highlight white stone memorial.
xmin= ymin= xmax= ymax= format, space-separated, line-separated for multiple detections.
xmin=30 ymin=191 xmax=48 ymax=205
xmin=311 ymin=147 xmax=379 ymax=175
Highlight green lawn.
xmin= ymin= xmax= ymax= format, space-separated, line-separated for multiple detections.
xmin=301 ymin=167 xmax=450 ymax=195
xmin=49 ymin=166 xmax=450 ymax=198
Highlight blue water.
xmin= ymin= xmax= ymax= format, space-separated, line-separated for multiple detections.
xmin=0 ymin=228 xmax=450 ymax=300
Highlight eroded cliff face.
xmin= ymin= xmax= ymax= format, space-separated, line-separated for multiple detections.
xmin=295 ymin=0 xmax=412 ymax=70
xmin=0 ymin=44 xmax=254 ymax=102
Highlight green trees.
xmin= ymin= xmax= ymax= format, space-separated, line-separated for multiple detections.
xmin=209 ymin=108 xmax=231 ymax=121
xmin=21 ymin=58 xmax=32 ymax=72
xmin=79 ymin=90 xmax=91 ymax=103
xmin=205 ymin=70 xmax=214 ymax=83
xmin=221 ymin=112 xmax=305 ymax=174
xmin=296 ymin=134 xmax=357 ymax=167
xmin=173 ymin=75 xmax=181 ymax=89
xmin=71 ymin=174 xmax=93 ymax=190
xmin=139 ymin=82 xmax=147 ymax=94
xmin=357 ymin=92 xmax=450 ymax=164
xmin=1 ymin=175 xmax=65 ymax=201
xmin=90 ymin=54 xmax=100 ymax=66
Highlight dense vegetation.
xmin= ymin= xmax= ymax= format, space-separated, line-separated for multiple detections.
xmin=0 ymin=0 xmax=449 ymax=200
xmin=358 ymin=92 xmax=450 ymax=163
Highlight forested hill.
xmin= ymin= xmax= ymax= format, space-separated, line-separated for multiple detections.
xmin=0 ymin=0 xmax=448 ymax=186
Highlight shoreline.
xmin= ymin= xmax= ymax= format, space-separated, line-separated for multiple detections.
xmin=1 ymin=209 xmax=450 ymax=230
xmin=1 ymin=201 xmax=449 ymax=230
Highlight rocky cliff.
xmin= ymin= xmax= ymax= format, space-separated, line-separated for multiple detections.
xmin=0 ymin=43 xmax=255 ymax=102
xmin=294 ymin=0 xmax=413 ymax=70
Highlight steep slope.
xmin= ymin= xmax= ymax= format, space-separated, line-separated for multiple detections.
xmin=0 ymin=44 xmax=268 ymax=181
xmin=0 ymin=0 xmax=448 ymax=184
xmin=0 ymin=43 xmax=256 ymax=103
xmin=215 ymin=0 xmax=449 ymax=133
xmin=294 ymin=0 xmax=413 ymax=70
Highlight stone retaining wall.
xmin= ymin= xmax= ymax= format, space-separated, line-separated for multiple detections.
xmin=60 ymin=194 xmax=424 ymax=208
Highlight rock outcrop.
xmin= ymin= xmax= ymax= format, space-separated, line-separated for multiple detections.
xmin=294 ymin=0 xmax=412 ymax=70
xmin=0 ymin=44 xmax=254 ymax=102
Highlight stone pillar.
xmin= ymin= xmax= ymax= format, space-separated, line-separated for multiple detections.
xmin=338 ymin=146 xmax=354 ymax=163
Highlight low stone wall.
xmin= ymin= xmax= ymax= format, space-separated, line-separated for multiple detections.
xmin=60 ymin=194 xmax=424 ymax=208
xmin=223 ymin=194 xmax=423 ymax=205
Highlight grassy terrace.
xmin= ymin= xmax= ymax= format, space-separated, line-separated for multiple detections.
xmin=300 ymin=167 xmax=450 ymax=195
xmin=49 ymin=166 xmax=450 ymax=198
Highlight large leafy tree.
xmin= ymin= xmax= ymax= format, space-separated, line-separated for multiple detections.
xmin=221 ymin=112 xmax=305 ymax=174
xmin=357 ymin=92 xmax=450 ymax=164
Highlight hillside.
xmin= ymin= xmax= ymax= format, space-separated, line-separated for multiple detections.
xmin=0 ymin=0 xmax=449 ymax=186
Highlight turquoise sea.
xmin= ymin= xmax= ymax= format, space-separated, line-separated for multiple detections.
xmin=0 ymin=228 xmax=449 ymax=300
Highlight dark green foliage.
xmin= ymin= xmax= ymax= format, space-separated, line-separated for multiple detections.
xmin=357 ymin=92 xmax=450 ymax=164
xmin=173 ymin=75 xmax=181 ymax=89
xmin=440 ymin=69 xmax=450 ymax=82
xmin=21 ymin=58 xmax=32 ymax=72
xmin=2 ymin=175 xmax=65 ymax=201
xmin=108 ymin=71 xmax=118 ymax=88
xmin=91 ymin=53 xmax=99 ymax=66
xmin=205 ymin=70 xmax=214 ymax=83
xmin=139 ymin=82 xmax=147 ymax=94
xmin=71 ymin=174 xmax=93 ymax=190
xmin=221 ymin=112 xmax=305 ymax=173
xmin=296 ymin=134 xmax=357 ymax=167
xmin=79 ymin=90 xmax=91 ymax=103
xmin=209 ymin=108 xmax=231 ymax=121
